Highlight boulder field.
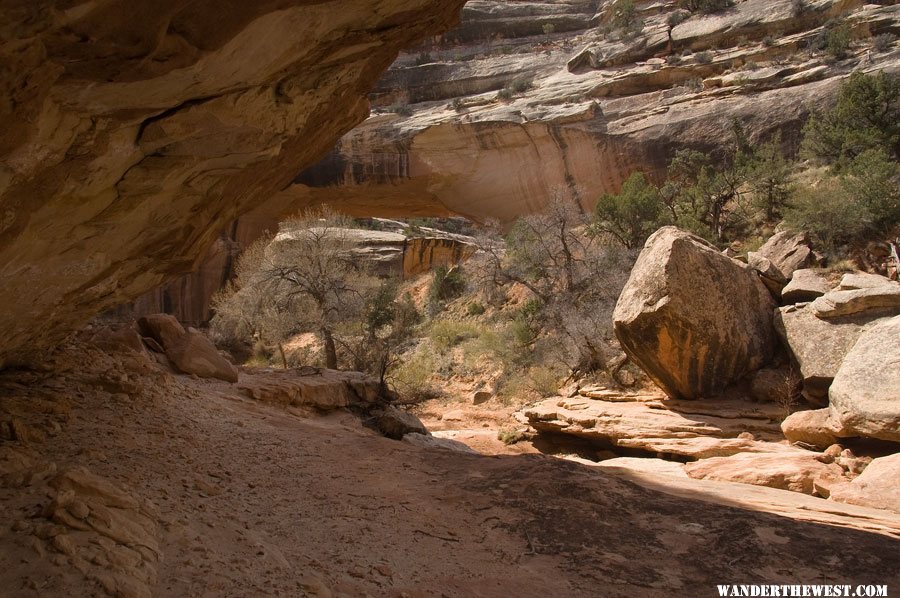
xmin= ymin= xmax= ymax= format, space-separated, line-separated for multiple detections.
xmin=526 ymin=225 xmax=899 ymax=514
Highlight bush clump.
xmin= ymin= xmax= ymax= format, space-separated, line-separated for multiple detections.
xmin=466 ymin=302 xmax=486 ymax=316
xmin=429 ymin=265 xmax=466 ymax=308
xmin=801 ymin=70 xmax=900 ymax=166
xmin=677 ymin=0 xmax=732 ymax=14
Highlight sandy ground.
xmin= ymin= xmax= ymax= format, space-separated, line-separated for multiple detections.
xmin=1 ymin=342 xmax=899 ymax=597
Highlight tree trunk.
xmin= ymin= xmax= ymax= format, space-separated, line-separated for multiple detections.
xmin=277 ymin=343 xmax=288 ymax=369
xmin=321 ymin=329 xmax=338 ymax=370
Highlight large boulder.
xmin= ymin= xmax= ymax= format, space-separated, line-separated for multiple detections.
xmin=839 ymin=271 xmax=899 ymax=291
xmin=781 ymin=269 xmax=831 ymax=304
xmin=781 ymin=408 xmax=845 ymax=449
xmin=684 ymin=452 xmax=847 ymax=495
xmin=523 ymin=393 xmax=791 ymax=460
xmin=167 ymin=330 xmax=240 ymax=383
xmin=375 ymin=406 xmax=428 ymax=440
xmin=613 ymin=227 xmax=777 ymax=399
xmin=829 ymin=316 xmax=900 ymax=443
xmin=138 ymin=314 xmax=238 ymax=383
xmin=137 ymin=314 xmax=186 ymax=349
xmin=747 ymin=253 xmax=787 ymax=297
xmin=810 ymin=285 xmax=900 ymax=319
xmin=773 ymin=305 xmax=882 ymax=402
xmin=751 ymin=231 xmax=819 ymax=280
xmin=829 ymin=454 xmax=900 ymax=514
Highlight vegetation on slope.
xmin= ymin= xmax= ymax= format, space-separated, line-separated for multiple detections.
xmin=594 ymin=71 xmax=900 ymax=254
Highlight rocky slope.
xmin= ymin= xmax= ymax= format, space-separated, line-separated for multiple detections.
xmin=0 ymin=0 xmax=467 ymax=366
xmin=286 ymin=0 xmax=899 ymax=223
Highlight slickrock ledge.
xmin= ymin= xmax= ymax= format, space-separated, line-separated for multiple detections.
xmin=521 ymin=391 xmax=798 ymax=460
xmin=0 ymin=0 xmax=466 ymax=366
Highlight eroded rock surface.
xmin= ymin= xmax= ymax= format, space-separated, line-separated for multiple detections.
xmin=684 ymin=452 xmax=848 ymax=496
xmin=781 ymin=268 xmax=831 ymax=304
xmin=284 ymin=0 xmax=900 ymax=226
xmin=0 ymin=0 xmax=467 ymax=365
xmin=781 ymin=408 xmax=845 ymax=449
xmin=810 ymin=284 xmax=900 ymax=319
xmin=751 ymin=231 xmax=820 ymax=282
xmin=613 ymin=227 xmax=777 ymax=399
xmin=2 ymin=336 xmax=899 ymax=596
xmin=830 ymin=454 xmax=900 ymax=514
xmin=522 ymin=391 xmax=794 ymax=460
xmin=236 ymin=367 xmax=384 ymax=411
xmin=773 ymin=304 xmax=887 ymax=402
xmin=829 ymin=315 xmax=900 ymax=443
xmin=139 ymin=314 xmax=238 ymax=382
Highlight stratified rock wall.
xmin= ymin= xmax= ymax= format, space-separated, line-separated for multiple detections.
xmin=285 ymin=0 xmax=899 ymax=222
xmin=0 ymin=0 xmax=466 ymax=364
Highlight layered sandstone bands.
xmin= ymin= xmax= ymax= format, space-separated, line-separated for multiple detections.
xmin=287 ymin=0 xmax=900 ymax=223
xmin=0 ymin=0 xmax=466 ymax=365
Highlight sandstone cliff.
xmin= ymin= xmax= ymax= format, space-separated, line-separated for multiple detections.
xmin=0 ymin=0 xmax=466 ymax=365
xmin=285 ymin=0 xmax=899 ymax=222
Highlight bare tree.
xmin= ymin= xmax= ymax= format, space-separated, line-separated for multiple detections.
xmin=211 ymin=209 xmax=378 ymax=370
xmin=473 ymin=194 xmax=638 ymax=377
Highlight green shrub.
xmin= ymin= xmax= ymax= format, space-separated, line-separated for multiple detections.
xmin=594 ymin=171 xmax=670 ymax=248
xmin=429 ymin=265 xmax=466 ymax=306
xmin=684 ymin=77 xmax=704 ymax=91
xmin=610 ymin=0 xmax=639 ymax=31
xmin=520 ymin=298 xmax=543 ymax=320
xmin=390 ymin=102 xmax=413 ymax=116
xmin=825 ymin=22 xmax=852 ymax=59
xmin=844 ymin=149 xmax=900 ymax=232
xmin=497 ymin=428 xmax=526 ymax=445
xmin=739 ymin=134 xmax=793 ymax=221
xmin=509 ymin=77 xmax=532 ymax=94
xmin=785 ymin=178 xmax=869 ymax=250
xmin=428 ymin=320 xmax=480 ymax=351
xmin=873 ymin=33 xmax=896 ymax=53
xmin=801 ymin=71 xmax=900 ymax=165
xmin=677 ymin=0 xmax=732 ymax=14
xmin=695 ymin=51 xmax=713 ymax=64
xmin=390 ymin=350 xmax=439 ymax=402
xmin=667 ymin=11 xmax=688 ymax=28
xmin=466 ymin=302 xmax=486 ymax=316
xmin=526 ymin=365 xmax=564 ymax=397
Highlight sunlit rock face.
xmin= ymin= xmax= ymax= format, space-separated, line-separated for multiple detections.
xmin=284 ymin=0 xmax=899 ymax=222
xmin=0 ymin=0 xmax=466 ymax=365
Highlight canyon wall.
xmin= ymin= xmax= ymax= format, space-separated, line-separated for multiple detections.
xmin=0 ymin=0 xmax=467 ymax=365
xmin=288 ymin=0 xmax=899 ymax=222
